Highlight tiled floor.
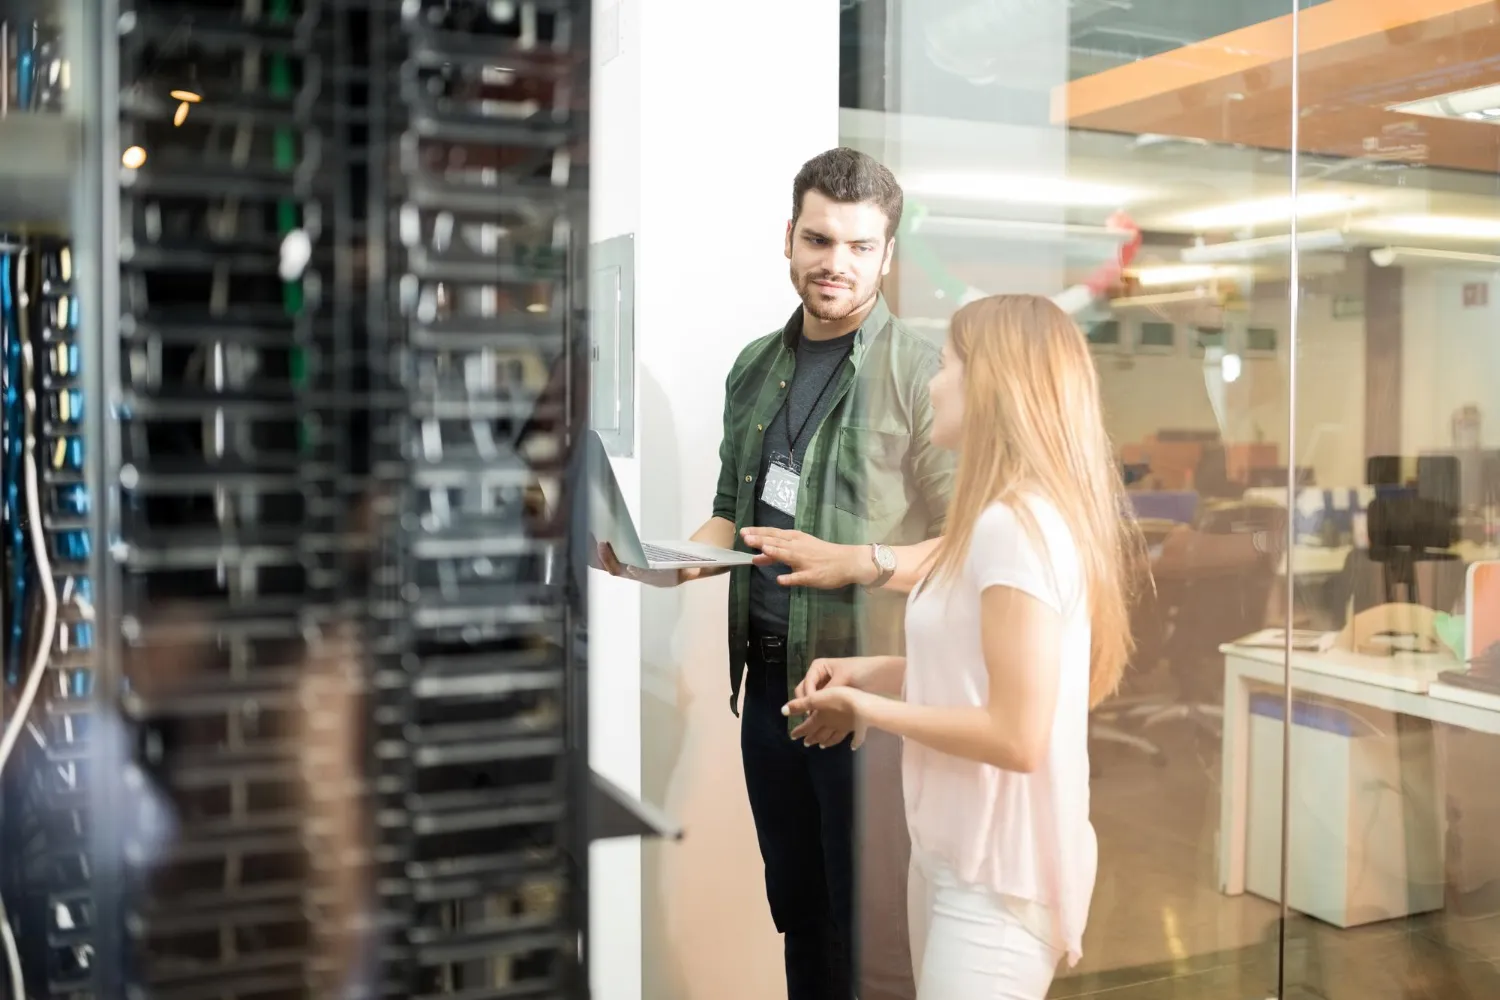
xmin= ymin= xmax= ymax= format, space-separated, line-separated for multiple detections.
xmin=1055 ymin=724 xmax=1500 ymax=999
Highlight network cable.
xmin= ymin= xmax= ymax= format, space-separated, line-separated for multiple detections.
xmin=0 ymin=338 xmax=61 ymax=1000
xmin=1 ymin=357 xmax=58 ymax=772
xmin=14 ymin=20 xmax=34 ymax=110
xmin=3 ymin=244 xmax=29 ymax=686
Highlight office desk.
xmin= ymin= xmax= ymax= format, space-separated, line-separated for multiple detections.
xmin=1275 ymin=542 xmax=1500 ymax=579
xmin=1217 ymin=643 xmax=1500 ymax=896
xmin=1278 ymin=546 xmax=1349 ymax=578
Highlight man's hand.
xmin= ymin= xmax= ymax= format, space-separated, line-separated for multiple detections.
xmin=594 ymin=540 xmax=692 ymax=588
xmin=740 ymin=527 xmax=876 ymax=589
xmin=782 ymin=685 xmax=875 ymax=750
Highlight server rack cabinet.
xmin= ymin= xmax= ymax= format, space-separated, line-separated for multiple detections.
xmin=0 ymin=0 xmax=657 ymax=998
xmin=364 ymin=1 xmax=594 ymax=996
xmin=1 ymin=3 xmax=109 ymax=998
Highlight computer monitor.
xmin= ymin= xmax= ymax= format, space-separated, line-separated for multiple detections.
xmin=1417 ymin=453 xmax=1461 ymax=512
xmin=1367 ymin=455 xmax=1401 ymax=486
xmin=1247 ymin=466 xmax=1315 ymax=488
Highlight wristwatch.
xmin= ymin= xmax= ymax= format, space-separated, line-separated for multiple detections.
xmin=867 ymin=543 xmax=897 ymax=590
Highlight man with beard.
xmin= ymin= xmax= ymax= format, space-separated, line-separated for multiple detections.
xmin=600 ymin=147 xmax=950 ymax=1000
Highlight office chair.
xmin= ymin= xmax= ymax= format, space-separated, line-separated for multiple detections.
xmin=1134 ymin=502 xmax=1285 ymax=742
xmin=1090 ymin=579 xmax=1169 ymax=770
xmin=1089 ymin=521 xmax=1177 ymax=772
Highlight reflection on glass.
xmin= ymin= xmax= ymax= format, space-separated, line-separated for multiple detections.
xmin=843 ymin=1 xmax=1303 ymax=998
xmin=1287 ymin=3 xmax=1500 ymax=998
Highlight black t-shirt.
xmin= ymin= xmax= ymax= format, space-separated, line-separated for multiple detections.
xmin=748 ymin=328 xmax=856 ymax=636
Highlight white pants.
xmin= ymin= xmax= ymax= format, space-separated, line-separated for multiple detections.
xmin=907 ymin=859 xmax=1062 ymax=1000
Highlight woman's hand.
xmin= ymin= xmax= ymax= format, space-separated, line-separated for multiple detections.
xmin=783 ymin=685 xmax=877 ymax=750
xmin=794 ymin=656 xmax=866 ymax=699
xmin=787 ymin=657 xmax=865 ymax=747
xmin=740 ymin=527 xmax=876 ymax=589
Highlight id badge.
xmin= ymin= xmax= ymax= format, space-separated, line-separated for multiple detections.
xmin=761 ymin=462 xmax=801 ymax=517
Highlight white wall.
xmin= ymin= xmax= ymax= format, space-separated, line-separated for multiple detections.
xmin=1093 ymin=260 xmax=1500 ymax=490
xmin=1095 ymin=297 xmax=1368 ymax=489
xmin=1294 ymin=290 xmax=1368 ymax=487
xmin=588 ymin=2 xmax=643 ymax=997
xmin=587 ymin=3 xmax=841 ymax=1000
xmin=1400 ymin=264 xmax=1500 ymax=454
xmin=635 ymin=3 xmax=840 ymax=997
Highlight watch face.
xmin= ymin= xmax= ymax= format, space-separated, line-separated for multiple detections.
xmin=876 ymin=545 xmax=898 ymax=572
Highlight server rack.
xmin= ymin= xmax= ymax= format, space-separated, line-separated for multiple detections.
xmin=367 ymin=2 xmax=591 ymax=997
xmin=0 ymin=1 xmax=655 ymax=997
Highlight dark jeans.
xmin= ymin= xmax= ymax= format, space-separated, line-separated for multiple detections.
xmin=741 ymin=632 xmax=856 ymax=1000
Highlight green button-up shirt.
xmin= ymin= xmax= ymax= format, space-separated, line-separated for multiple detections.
xmin=714 ymin=295 xmax=955 ymax=714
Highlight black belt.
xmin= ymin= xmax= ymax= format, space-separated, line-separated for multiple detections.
xmin=748 ymin=631 xmax=789 ymax=664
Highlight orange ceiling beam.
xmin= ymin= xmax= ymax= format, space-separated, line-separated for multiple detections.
xmin=1055 ymin=0 xmax=1498 ymax=123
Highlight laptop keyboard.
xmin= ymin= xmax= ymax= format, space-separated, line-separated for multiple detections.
xmin=641 ymin=543 xmax=705 ymax=565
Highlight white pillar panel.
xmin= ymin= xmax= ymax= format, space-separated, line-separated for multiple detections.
xmin=588 ymin=3 xmax=643 ymax=999
xmin=588 ymin=3 xmax=841 ymax=1000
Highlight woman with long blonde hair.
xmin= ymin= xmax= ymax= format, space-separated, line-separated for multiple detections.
xmin=782 ymin=293 xmax=1143 ymax=998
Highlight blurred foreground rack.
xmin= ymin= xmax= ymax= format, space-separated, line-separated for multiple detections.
xmin=0 ymin=1 xmax=672 ymax=998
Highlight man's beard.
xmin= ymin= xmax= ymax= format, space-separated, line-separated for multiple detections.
xmin=793 ymin=267 xmax=876 ymax=322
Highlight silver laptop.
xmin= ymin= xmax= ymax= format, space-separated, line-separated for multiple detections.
xmin=586 ymin=430 xmax=754 ymax=571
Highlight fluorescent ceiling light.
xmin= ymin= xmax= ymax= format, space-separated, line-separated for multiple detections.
xmin=1170 ymin=193 xmax=1363 ymax=231
xmin=1390 ymin=83 xmax=1500 ymax=123
xmin=1109 ymin=289 xmax=1212 ymax=309
xmin=1371 ymin=246 xmax=1500 ymax=268
xmin=1180 ymin=229 xmax=1351 ymax=264
xmin=905 ymin=172 xmax=1142 ymax=207
xmin=1129 ymin=263 xmax=1246 ymax=287
xmin=1355 ymin=215 xmax=1500 ymax=241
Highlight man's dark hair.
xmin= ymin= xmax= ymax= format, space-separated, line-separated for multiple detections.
xmin=791 ymin=147 xmax=904 ymax=241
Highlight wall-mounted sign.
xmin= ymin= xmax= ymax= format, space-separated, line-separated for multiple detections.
xmin=1332 ymin=295 xmax=1364 ymax=320
xmin=1463 ymin=282 xmax=1489 ymax=308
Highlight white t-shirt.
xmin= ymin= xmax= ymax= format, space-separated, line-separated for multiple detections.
xmin=902 ymin=496 xmax=1097 ymax=967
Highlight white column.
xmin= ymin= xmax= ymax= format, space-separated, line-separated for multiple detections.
xmin=588 ymin=3 xmax=841 ymax=1000
xmin=587 ymin=3 xmax=645 ymax=999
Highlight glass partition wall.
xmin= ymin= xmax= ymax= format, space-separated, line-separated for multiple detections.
xmin=845 ymin=1 xmax=1500 ymax=998
xmin=1285 ymin=5 xmax=1500 ymax=999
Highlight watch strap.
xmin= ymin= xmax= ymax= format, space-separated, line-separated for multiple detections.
xmin=867 ymin=543 xmax=896 ymax=590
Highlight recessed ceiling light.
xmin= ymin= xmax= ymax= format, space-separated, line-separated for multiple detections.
xmin=121 ymin=146 xmax=147 ymax=169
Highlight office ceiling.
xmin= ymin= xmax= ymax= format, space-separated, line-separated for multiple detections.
xmin=1067 ymin=0 xmax=1335 ymax=77
xmin=840 ymin=0 xmax=1338 ymax=112
xmin=1061 ymin=0 xmax=1500 ymax=175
